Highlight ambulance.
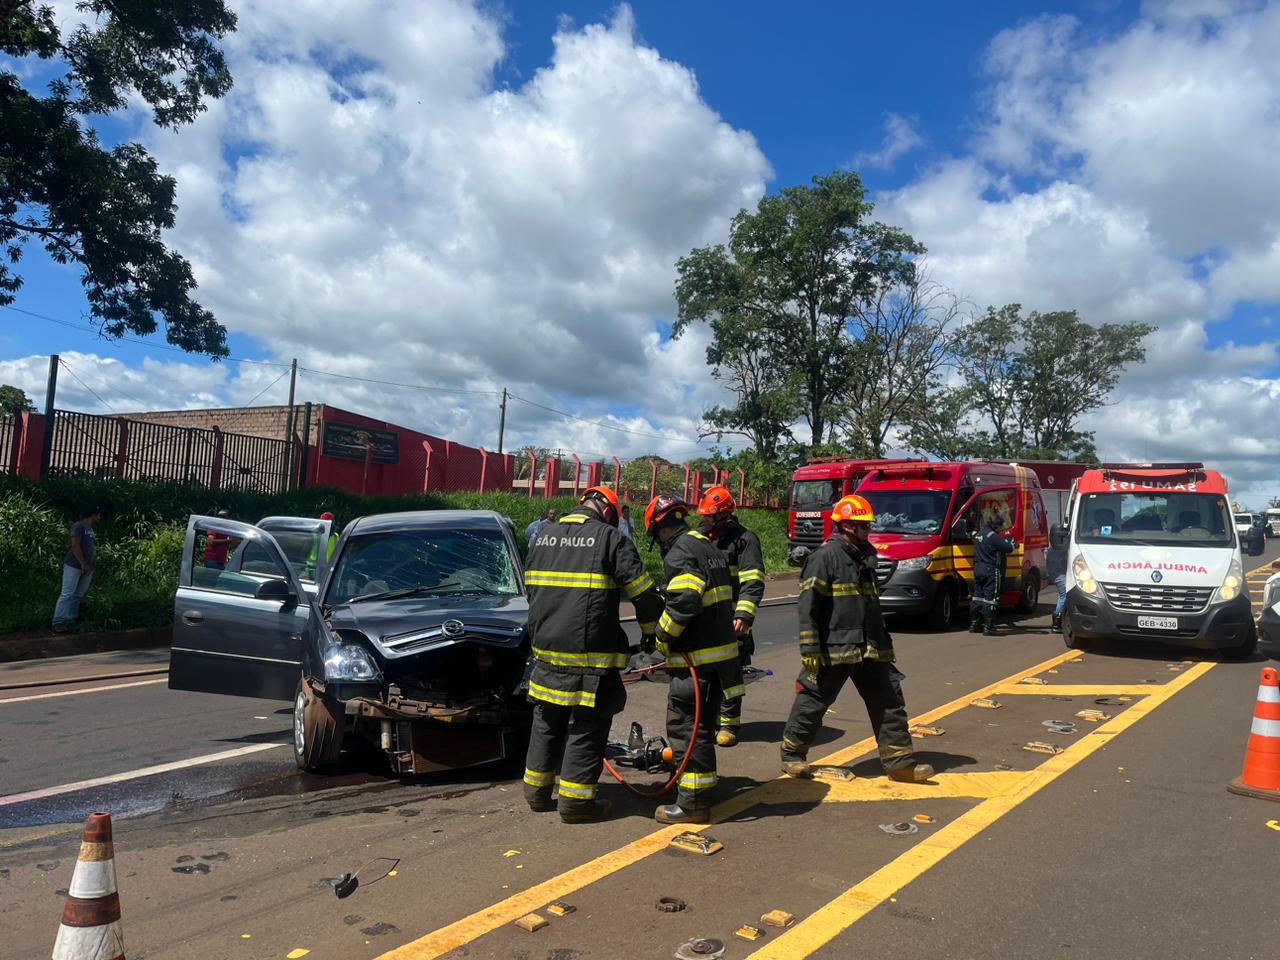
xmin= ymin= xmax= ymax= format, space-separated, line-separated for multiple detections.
xmin=1061 ymin=463 xmax=1255 ymax=655
xmin=854 ymin=461 xmax=1049 ymax=630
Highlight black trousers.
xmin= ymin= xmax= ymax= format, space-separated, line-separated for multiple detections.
xmin=523 ymin=673 xmax=625 ymax=814
xmin=667 ymin=667 xmax=724 ymax=809
xmin=780 ymin=659 xmax=916 ymax=772
xmin=715 ymin=634 xmax=753 ymax=730
xmin=971 ymin=567 xmax=1001 ymax=627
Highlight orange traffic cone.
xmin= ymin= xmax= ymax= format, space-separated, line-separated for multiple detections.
xmin=1228 ymin=667 xmax=1280 ymax=802
xmin=52 ymin=812 xmax=124 ymax=960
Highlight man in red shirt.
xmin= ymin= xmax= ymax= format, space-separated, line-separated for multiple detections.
xmin=203 ymin=509 xmax=234 ymax=569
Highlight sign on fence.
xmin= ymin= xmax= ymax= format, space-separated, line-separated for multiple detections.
xmin=322 ymin=421 xmax=399 ymax=464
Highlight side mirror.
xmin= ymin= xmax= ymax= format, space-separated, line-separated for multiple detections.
xmin=255 ymin=578 xmax=297 ymax=607
xmin=950 ymin=518 xmax=972 ymax=542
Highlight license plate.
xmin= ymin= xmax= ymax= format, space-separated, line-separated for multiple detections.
xmin=1137 ymin=616 xmax=1178 ymax=631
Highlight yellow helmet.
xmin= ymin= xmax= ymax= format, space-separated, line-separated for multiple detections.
xmin=831 ymin=494 xmax=875 ymax=524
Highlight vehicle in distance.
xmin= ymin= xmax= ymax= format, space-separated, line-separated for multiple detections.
xmin=1265 ymin=506 xmax=1280 ymax=538
xmin=1235 ymin=512 xmax=1266 ymax=557
xmin=169 ymin=510 xmax=532 ymax=774
xmin=787 ymin=458 xmax=921 ymax=565
xmin=1062 ymin=463 xmax=1254 ymax=656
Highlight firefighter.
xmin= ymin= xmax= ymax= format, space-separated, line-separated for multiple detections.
xmin=970 ymin=512 xmax=1015 ymax=636
xmin=696 ymin=484 xmax=765 ymax=748
xmin=646 ymin=494 xmax=744 ymax=823
xmin=523 ymin=486 xmax=664 ymax=823
xmin=780 ymin=495 xmax=934 ymax=783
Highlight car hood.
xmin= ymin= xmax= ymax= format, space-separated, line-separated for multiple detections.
xmin=326 ymin=593 xmax=528 ymax=660
xmin=1075 ymin=543 xmax=1235 ymax=586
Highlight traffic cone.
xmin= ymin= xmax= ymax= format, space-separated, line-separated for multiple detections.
xmin=1228 ymin=667 xmax=1280 ymax=802
xmin=52 ymin=812 xmax=124 ymax=960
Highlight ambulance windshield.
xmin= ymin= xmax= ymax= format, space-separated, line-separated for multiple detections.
xmin=862 ymin=491 xmax=952 ymax=535
xmin=1075 ymin=492 xmax=1233 ymax=548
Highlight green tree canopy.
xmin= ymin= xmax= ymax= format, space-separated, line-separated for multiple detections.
xmin=0 ymin=383 xmax=35 ymax=414
xmin=674 ymin=171 xmax=925 ymax=451
xmin=1 ymin=0 xmax=236 ymax=355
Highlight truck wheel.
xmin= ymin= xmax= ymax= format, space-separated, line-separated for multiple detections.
xmin=1224 ymin=622 xmax=1259 ymax=661
xmin=293 ymin=677 xmax=344 ymax=772
xmin=1062 ymin=618 xmax=1087 ymax=651
xmin=1017 ymin=570 xmax=1040 ymax=615
xmin=926 ymin=581 xmax=955 ymax=630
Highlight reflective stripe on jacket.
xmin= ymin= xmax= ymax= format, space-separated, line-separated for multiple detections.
xmin=657 ymin=528 xmax=744 ymax=697
xmin=797 ymin=537 xmax=894 ymax=665
xmin=708 ymin=518 xmax=766 ymax=623
xmin=526 ymin=512 xmax=664 ymax=689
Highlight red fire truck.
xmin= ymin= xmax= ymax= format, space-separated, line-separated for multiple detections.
xmin=787 ymin=458 xmax=921 ymax=565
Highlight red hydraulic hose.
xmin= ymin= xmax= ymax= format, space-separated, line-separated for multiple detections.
xmin=603 ymin=652 xmax=700 ymax=799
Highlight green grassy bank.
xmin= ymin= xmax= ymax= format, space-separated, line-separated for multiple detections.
xmin=0 ymin=476 xmax=789 ymax=636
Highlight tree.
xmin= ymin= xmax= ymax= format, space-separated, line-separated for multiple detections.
xmin=674 ymin=171 xmax=925 ymax=449
xmin=0 ymin=383 xmax=35 ymax=414
xmin=1 ymin=1 xmax=236 ymax=355
xmin=907 ymin=305 xmax=1153 ymax=461
xmin=836 ymin=278 xmax=963 ymax=457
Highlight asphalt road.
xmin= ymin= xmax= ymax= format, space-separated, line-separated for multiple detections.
xmin=4 ymin=551 xmax=1280 ymax=959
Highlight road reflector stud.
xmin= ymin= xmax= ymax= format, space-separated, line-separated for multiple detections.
xmin=761 ymin=909 xmax=796 ymax=928
xmin=287 ymin=951 xmax=310 ymax=959
xmin=735 ymin=925 xmax=766 ymax=941
xmin=1266 ymin=820 xmax=1280 ymax=832
xmin=1228 ymin=667 xmax=1280 ymax=802
xmin=913 ymin=814 xmax=935 ymax=824
xmin=669 ymin=831 xmax=723 ymax=856
xmin=878 ymin=821 xmax=919 ymax=836
xmin=972 ymin=698 xmax=1002 ymax=709
xmin=1023 ymin=741 xmax=1061 ymax=755
xmin=1020 ymin=677 xmax=1049 ymax=685
xmin=1042 ymin=720 xmax=1078 ymax=734
xmin=909 ymin=724 xmax=945 ymax=737
xmin=546 ymin=901 xmax=575 ymax=917
xmin=514 ymin=914 xmax=548 ymax=932
xmin=675 ymin=937 xmax=725 ymax=960
xmin=1047 ymin=669 xmax=1059 ymax=674
xmin=503 ymin=850 xmax=520 ymax=858
xmin=813 ymin=766 xmax=856 ymax=782
xmin=1076 ymin=709 xmax=1111 ymax=722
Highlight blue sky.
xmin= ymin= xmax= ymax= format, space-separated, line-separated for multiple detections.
xmin=4 ymin=0 xmax=1280 ymax=500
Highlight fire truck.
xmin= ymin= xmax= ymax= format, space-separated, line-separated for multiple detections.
xmin=787 ymin=458 xmax=920 ymax=565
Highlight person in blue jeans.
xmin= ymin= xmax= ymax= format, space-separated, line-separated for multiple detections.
xmin=52 ymin=506 xmax=102 ymax=632
xmin=1047 ymin=523 xmax=1069 ymax=632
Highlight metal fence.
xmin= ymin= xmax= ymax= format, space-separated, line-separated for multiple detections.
xmin=46 ymin=410 xmax=290 ymax=492
xmin=0 ymin=416 xmax=15 ymax=474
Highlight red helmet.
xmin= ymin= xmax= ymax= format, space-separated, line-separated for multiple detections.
xmin=644 ymin=494 xmax=688 ymax=533
xmin=579 ymin=485 xmax=620 ymax=525
xmin=320 ymin=512 xmax=335 ymax=522
xmin=697 ymin=484 xmax=735 ymax=517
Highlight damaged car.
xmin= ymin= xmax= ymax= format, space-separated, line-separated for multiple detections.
xmin=169 ymin=511 xmax=532 ymax=775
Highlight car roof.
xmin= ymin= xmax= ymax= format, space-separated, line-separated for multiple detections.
xmin=347 ymin=510 xmax=509 ymax=534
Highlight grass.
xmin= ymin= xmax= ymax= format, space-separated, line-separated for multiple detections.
xmin=0 ymin=475 xmax=791 ymax=636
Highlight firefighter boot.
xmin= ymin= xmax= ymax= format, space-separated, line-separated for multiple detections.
xmin=560 ymin=799 xmax=613 ymax=824
xmin=781 ymin=758 xmax=813 ymax=778
xmin=716 ymin=728 xmax=738 ymax=747
xmin=655 ymin=803 xmax=710 ymax=825
xmin=969 ymin=618 xmax=983 ymax=633
xmin=886 ymin=763 xmax=936 ymax=783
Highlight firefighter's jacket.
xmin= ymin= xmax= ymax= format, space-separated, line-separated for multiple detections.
xmin=974 ymin=528 xmax=1015 ymax=577
xmin=798 ymin=537 xmax=894 ymax=665
xmin=525 ymin=511 xmax=664 ymax=709
xmin=656 ymin=528 xmax=744 ymax=700
xmin=707 ymin=518 xmax=766 ymax=625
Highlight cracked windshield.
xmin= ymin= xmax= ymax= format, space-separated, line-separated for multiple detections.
xmin=327 ymin=529 xmax=520 ymax=603
xmin=862 ymin=490 xmax=952 ymax=535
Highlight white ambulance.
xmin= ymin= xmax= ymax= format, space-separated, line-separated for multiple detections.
xmin=1062 ymin=463 xmax=1255 ymax=656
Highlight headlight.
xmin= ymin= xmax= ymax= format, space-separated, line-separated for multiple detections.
xmin=896 ymin=555 xmax=931 ymax=572
xmin=1072 ymin=554 xmax=1097 ymax=595
xmin=1214 ymin=558 xmax=1244 ymax=604
xmin=1264 ymin=577 xmax=1280 ymax=611
xmin=323 ymin=639 xmax=381 ymax=681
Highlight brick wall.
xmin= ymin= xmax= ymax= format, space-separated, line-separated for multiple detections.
xmin=120 ymin=405 xmax=321 ymax=444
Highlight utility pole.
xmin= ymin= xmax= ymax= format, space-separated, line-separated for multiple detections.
xmin=497 ymin=388 xmax=508 ymax=454
xmin=40 ymin=354 xmax=58 ymax=479
xmin=283 ymin=358 xmax=298 ymax=490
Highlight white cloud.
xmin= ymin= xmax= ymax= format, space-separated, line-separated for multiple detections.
xmin=856 ymin=114 xmax=925 ymax=170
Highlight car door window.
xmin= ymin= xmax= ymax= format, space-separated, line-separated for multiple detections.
xmin=192 ymin=530 xmax=289 ymax=597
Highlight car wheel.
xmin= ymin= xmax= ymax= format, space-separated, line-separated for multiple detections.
xmin=1017 ymin=570 xmax=1040 ymax=615
xmin=926 ymin=581 xmax=955 ymax=631
xmin=1062 ymin=617 xmax=1087 ymax=651
xmin=293 ymin=677 xmax=344 ymax=772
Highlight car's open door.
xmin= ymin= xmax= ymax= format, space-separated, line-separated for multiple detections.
xmin=224 ymin=515 xmax=333 ymax=597
xmin=170 ymin=516 xmax=313 ymax=701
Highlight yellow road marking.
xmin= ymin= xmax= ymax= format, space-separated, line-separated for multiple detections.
xmin=742 ymin=661 xmax=1216 ymax=960
xmin=374 ymin=648 xmax=1080 ymax=960
xmin=754 ymin=770 xmax=1034 ymax=805
xmin=990 ymin=683 xmax=1165 ymax=697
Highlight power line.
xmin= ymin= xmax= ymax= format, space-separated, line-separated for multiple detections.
xmin=57 ymin=359 xmax=118 ymax=414
xmin=297 ymin=366 xmax=500 ymax=398
xmin=241 ymin=369 xmax=290 ymax=408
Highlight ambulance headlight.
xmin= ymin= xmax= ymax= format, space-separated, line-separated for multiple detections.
xmin=1072 ymin=554 xmax=1097 ymax=595
xmin=1214 ymin=559 xmax=1244 ymax=604
xmin=896 ymin=555 xmax=931 ymax=572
